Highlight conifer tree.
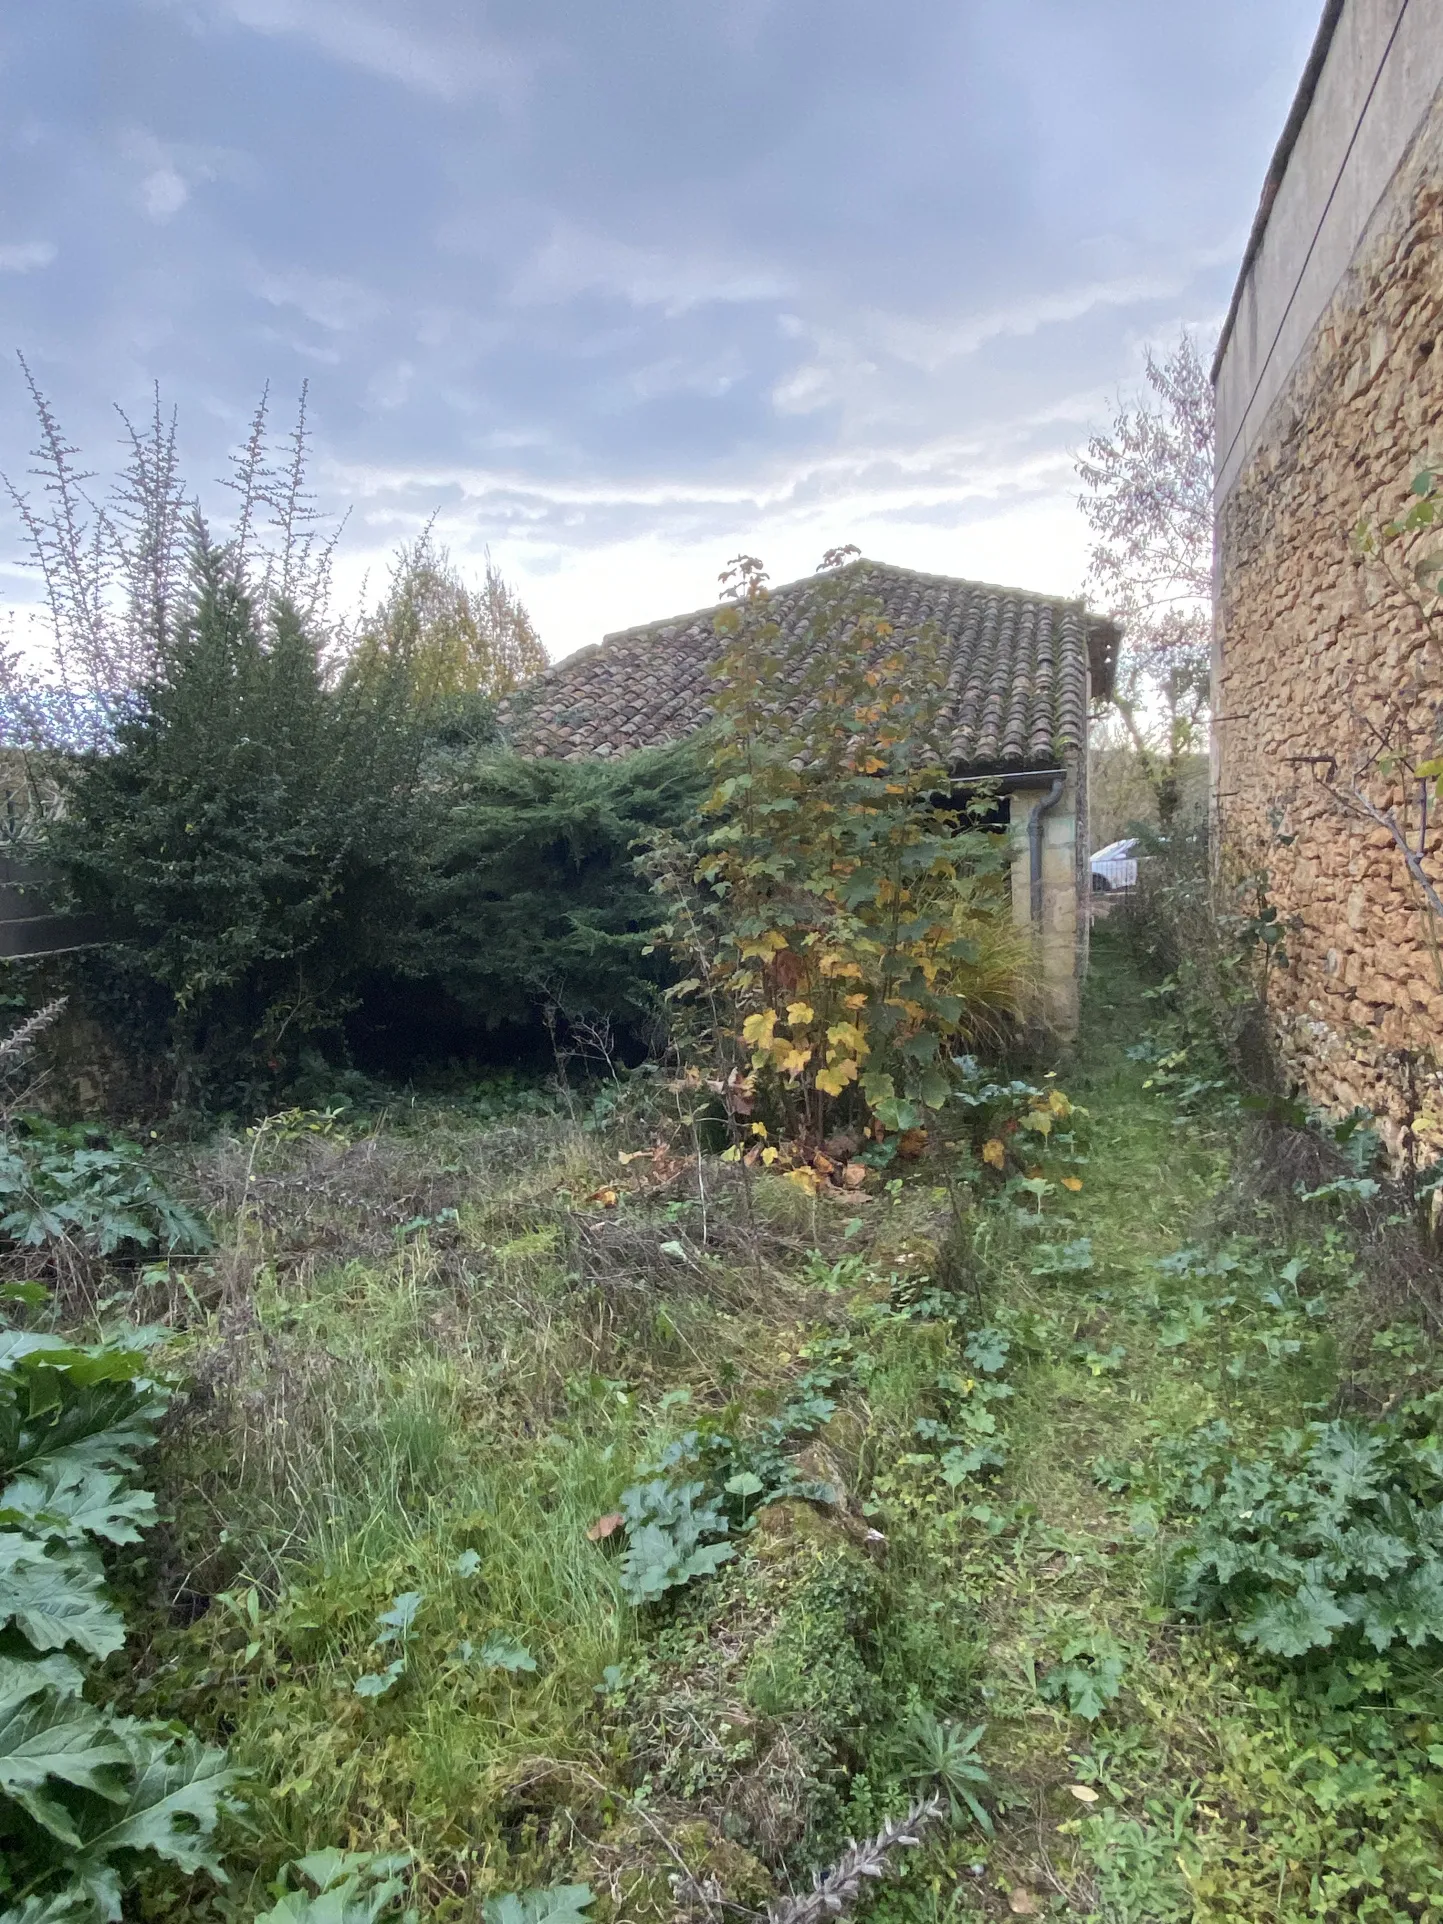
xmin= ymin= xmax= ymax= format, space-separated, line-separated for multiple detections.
xmin=350 ymin=529 xmax=546 ymax=711
xmin=51 ymin=521 xmax=422 ymax=1103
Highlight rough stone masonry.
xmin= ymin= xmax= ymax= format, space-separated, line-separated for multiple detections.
xmin=1214 ymin=32 xmax=1443 ymax=1168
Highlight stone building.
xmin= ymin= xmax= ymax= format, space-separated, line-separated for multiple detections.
xmin=500 ymin=559 xmax=1118 ymax=1036
xmin=1213 ymin=0 xmax=1443 ymax=1154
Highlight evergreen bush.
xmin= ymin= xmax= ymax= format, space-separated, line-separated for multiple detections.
xmin=48 ymin=527 xmax=424 ymax=1110
xmin=390 ymin=739 xmax=707 ymax=1051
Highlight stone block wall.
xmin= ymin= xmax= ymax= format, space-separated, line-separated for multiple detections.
xmin=1214 ymin=93 xmax=1443 ymax=1159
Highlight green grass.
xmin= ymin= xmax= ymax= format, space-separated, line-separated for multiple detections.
xmin=65 ymin=930 xmax=1443 ymax=1922
xmin=861 ymin=932 xmax=1443 ymax=1923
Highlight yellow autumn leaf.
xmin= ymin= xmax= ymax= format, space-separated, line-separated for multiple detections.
xmin=1061 ymin=1176 xmax=1083 ymax=1192
xmin=761 ymin=1145 xmax=779 ymax=1165
xmin=750 ymin=1120 xmax=769 ymax=1137
xmin=785 ymin=1001 xmax=815 ymax=1027
xmin=776 ymin=1046 xmax=813 ymax=1077
xmin=785 ymin=1166 xmax=821 ymax=1194
xmin=815 ymin=1058 xmax=860 ymax=1097
xmin=844 ymin=993 xmax=867 ymax=1009
xmin=741 ymin=1010 xmax=777 ymax=1049
xmin=1021 ymin=1109 xmax=1053 ymax=1136
xmin=818 ymin=953 xmax=864 ymax=979
xmin=1049 ymin=1089 xmax=1073 ymax=1119
xmin=826 ymin=1021 xmax=868 ymax=1055
xmin=739 ymin=931 xmax=789 ymax=960
xmin=981 ymin=1138 xmax=1007 ymax=1170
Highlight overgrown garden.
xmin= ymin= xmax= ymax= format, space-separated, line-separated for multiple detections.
xmin=2 ymin=371 xmax=1443 ymax=1924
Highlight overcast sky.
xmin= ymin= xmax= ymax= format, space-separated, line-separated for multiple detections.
xmin=0 ymin=0 xmax=1320 ymax=662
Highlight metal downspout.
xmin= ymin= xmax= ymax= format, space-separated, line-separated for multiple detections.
xmin=1028 ymin=775 xmax=1066 ymax=925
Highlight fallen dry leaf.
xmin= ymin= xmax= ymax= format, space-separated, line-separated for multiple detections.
xmin=1008 ymin=1890 xmax=1040 ymax=1916
xmin=981 ymin=1137 xmax=1006 ymax=1170
xmin=897 ymin=1128 xmax=928 ymax=1159
xmin=586 ymin=1187 xmax=619 ymax=1208
xmin=1061 ymin=1175 xmax=1084 ymax=1192
xmin=843 ymin=1161 xmax=868 ymax=1189
xmin=812 ymin=1151 xmax=836 ymax=1174
xmin=586 ymin=1513 xmax=623 ymax=1542
xmin=1067 ymin=1783 xmax=1099 ymax=1804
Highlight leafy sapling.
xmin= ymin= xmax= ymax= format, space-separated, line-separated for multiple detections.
xmin=354 ymin=1591 xmax=423 ymax=1698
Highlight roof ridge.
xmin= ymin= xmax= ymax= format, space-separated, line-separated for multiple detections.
xmin=590 ymin=556 xmax=1090 ymax=653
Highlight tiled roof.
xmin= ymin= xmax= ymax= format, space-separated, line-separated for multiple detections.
xmin=500 ymin=560 xmax=1116 ymax=770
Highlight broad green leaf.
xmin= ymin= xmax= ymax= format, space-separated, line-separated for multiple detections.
xmin=353 ymin=1660 xmax=404 ymax=1698
xmin=724 ymin=1471 xmax=764 ymax=1498
xmin=1241 ymin=1581 xmax=1351 ymax=1657
xmin=916 ymin=1066 xmax=951 ymax=1109
xmin=373 ymin=1592 xmax=423 ymax=1643
xmin=0 ymin=1332 xmax=76 ymax=1372
xmin=0 ymin=1650 xmax=87 ymax=1706
xmin=483 ymin=1887 xmax=593 ymax=1924
xmin=0 ymin=1892 xmax=99 ymax=1924
xmin=67 ymin=1727 xmax=237 ymax=1878
xmin=0 ymin=1467 xmax=157 ymax=1546
xmin=1307 ymin=1423 xmax=1386 ymax=1507
xmin=0 ymin=1281 xmax=49 ymax=1306
xmin=0 ymin=1543 xmax=126 ymax=1659
xmin=293 ymin=1850 xmax=412 ymax=1892
xmin=476 ymin=1635 xmax=536 ymax=1674
xmin=254 ymin=1850 xmax=412 ymax=1924
xmin=0 ymin=1690 xmax=130 ymax=1842
xmin=1353 ymin=1559 xmax=1443 ymax=1650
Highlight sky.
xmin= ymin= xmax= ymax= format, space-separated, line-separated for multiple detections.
xmin=0 ymin=0 xmax=1322 ymax=664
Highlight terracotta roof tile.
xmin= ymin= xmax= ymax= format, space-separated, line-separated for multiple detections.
xmin=501 ymin=560 xmax=1112 ymax=770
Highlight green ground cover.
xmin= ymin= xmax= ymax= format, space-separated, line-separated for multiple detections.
xmin=8 ymin=928 xmax=1442 ymax=1923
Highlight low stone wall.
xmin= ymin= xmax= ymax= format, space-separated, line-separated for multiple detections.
xmin=1214 ymin=89 xmax=1443 ymax=1160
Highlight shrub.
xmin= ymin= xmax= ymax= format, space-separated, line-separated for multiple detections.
xmin=49 ymin=527 xmax=424 ymax=1108
xmin=0 ymin=1121 xmax=209 ymax=1267
xmin=647 ymin=553 xmax=1026 ymax=1155
xmin=349 ymin=531 xmax=546 ymax=709
xmin=1171 ymin=1412 xmax=1443 ymax=1658
xmin=406 ymin=739 xmax=707 ymax=1042
xmin=0 ymin=1299 xmax=236 ymax=1918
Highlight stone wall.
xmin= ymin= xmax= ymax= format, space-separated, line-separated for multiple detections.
xmin=1214 ymin=89 xmax=1443 ymax=1160
xmin=1008 ymin=776 xmax=1080 ymax=1039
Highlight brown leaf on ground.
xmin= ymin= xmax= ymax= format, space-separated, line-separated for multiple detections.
xmin=1067 ymin=1783 xmax=1099 ymax=1803
xmin=587 ymin=1186 xmax=619 ymax=1207
xmin=1009 ymin=1890 xmax=1040 ymax=1916
xmin=897 ymin=1129 xmax=928 ymax=1159
xmin=842 ymin=1162 xmax=868 ymax=1189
